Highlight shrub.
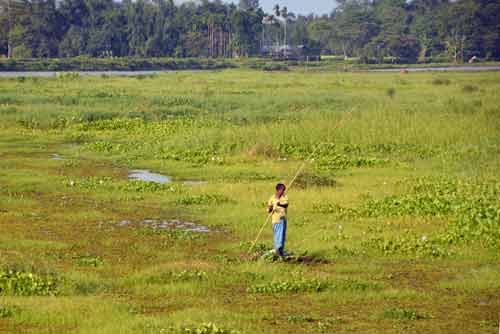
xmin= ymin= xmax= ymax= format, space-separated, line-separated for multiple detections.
xmin=0 ymin=270 xmax=58 ymax=296
xmin=248 ymin=279 xmax=329 ymax=294
xmin=386 ymin=87 xmax=396 ymax=98
xmin=462 ymin=84 xmax=479 ymax=93
xmin=74 ymin=254 xmax=104 ymax=267
xmin=145 ymin=323 xmax=239 ymax=334
xmin=175 ymin=194 xmax=232 ymax=206
xmin=431 ymin=78 xmax=451 ymax=85
xmin=262 ymin=63 xmax=289 ymax=72
xmin=0 ymin=305 xmax=18 ymax=318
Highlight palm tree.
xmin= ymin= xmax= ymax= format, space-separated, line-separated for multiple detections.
xmin=273 ymin=4 xmax=280 ymax=17
xmin=280 ymin=6 xmax=288 ymax=47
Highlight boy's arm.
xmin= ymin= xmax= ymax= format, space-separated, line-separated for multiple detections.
xmin=277 ymin=196 xmax=288 ymax=208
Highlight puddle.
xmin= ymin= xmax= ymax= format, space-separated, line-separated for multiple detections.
xmin=51 ymin=153 xmax=65 ymax=160
xmin=117 ymin=219 xmax=210 ymax=233
xmin=128 ymin=169 xmax=171 ymax=184
xmin=128 ymin=169 xmax=206 ymax=185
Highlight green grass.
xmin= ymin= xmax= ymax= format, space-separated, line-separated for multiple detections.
xmin=0 ymin=68 xmax=499 ymax=333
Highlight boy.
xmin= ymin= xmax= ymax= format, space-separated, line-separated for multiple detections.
xmin=267 ymin=183 xmax=289 ymax=257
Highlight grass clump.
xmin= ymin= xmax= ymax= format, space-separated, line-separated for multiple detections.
xmin=431 ymin=78 xmax=451 ymax=85
xmin=248 ymin=279 xmax=329 ymax=294
xmin=0 ymin=305 xmax=19 ymax=318
xmin=175 ymin=194 xmax=232 ymax=206
xmin=365 ymin=234 xmax=451 ymax=258
xmin=386 ymin=87 xmax=396 ymax=98
xmin=382 ymin=308 xmax=424 ymax=320
xmin=121 ymin=181 xmax=179 ymax=193
xmin=462 ymin=84 xmax=479 ymax=93
xmin=293 ymin=172 xmax=336 ymax=188
xmin=261 ymin=63 xmax=289 ymax=72
xmin=74 ymin=254 xmax=104 ymax=267
xmin=144 ymin=323 xmax=239 ymax=334
xmin=0 ymin=270 xmax=58 ymax=296
xmin=145 ymin=270 xmax=208 ymax=284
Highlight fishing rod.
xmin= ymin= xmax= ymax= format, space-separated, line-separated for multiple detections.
xmin=247 ymin=111 xmax=353 ymax=254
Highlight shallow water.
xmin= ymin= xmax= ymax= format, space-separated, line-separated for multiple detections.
xmin=50 ymin=153 xmax=64 ymax=160
xmin=128 ymin=169 xmax=171 ymax=184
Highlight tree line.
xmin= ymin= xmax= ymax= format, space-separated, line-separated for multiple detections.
xmin=0 ymin=0 xmax=499 ymax=63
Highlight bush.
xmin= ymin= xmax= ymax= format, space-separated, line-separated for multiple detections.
xmin=432 ymin=78 xmax=451 ymax=85
xmin=0 ymin=57 xmax=237 ymax=72
xmin=462 ymin=84 xmax=479 ymax=93
xmin=0 ymin=270 xmax=58 ymax=296
xmin=0 ymin=305 xmax=19 ymax=318
xmin=261 ymin=62 xmax=289 ymax=72
xmin=248 ymin=279 xmax=329 ymax=294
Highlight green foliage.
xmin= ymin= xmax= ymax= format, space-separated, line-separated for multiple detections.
xmin=277 ymin=143 xmax=388 ymax=170
xmin=261 ymin=63 xmax=289 ymax=72
xmin=293 ymin=172 xmax=336 ymax=188
xmin=121 ymin=181 xmax=179 ymax=193
xmin=74 ymin=254 xmax=104 ymax=267
xmin=320 ymin=177 xmax=500 ymax=256
xmin=175 ymin=194 xmax=232 ymax=206
xmin=432 ymin=78 xmax=451 ymax=85
xmin=0 ymin=58 xmax=236 ymax=71
xmin=248 ymin=279 xmax=329 ymax=294
xmin=248 ymin=278 xmax=379 ymax=294
xmin=145 ymin=270 xmax=208 ymax=284
xmin=0 ymin=270 xmax=58 ymax=296
xmin=318 ymin=177 xmax=500 ymax=251
xmin=0 ymin=305 xmax=18 ymax=318
xmin=145 ymin=323 xmax=239 ymax=334
xmin=55 ymin=72 xmax=80 ymax=80
xmin=330 ymin=278 xmax=382 ymax=292
xmin=462 ymin=84 xmax=479 ymax=93
xmin=64 ymin=177 xmax=179 ymax=193
xmin=138 ymin=227 xmax=202 ymax=242
xmin=382 ymin=308 xmax=423 ymax=320
xmin=365 ymin=233 xmax=451 ymax=258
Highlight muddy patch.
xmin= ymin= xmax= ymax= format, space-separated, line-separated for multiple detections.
xmin=128 ymin=170 xmax=170 ymax=184
xmin=117 ymin=219 xmax=210 ymax=233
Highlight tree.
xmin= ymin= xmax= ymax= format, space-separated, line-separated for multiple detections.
xmin=238 ymin=0 xmax=258 ymax=11
xmin=229 ymin=7 xmax=262 ymax=57
xmin=127 ymin=0 xmax=149 ymax=56
xmin=439 ymin=0 xmax=480 ymax=63
xmin=59 ymin=26 xmax=87 ymax=57
xmin=477 ymin=0 xmax=500 ymax=59
xmin=0 ymin=0 xmax=30 ymax=58
xmin=408 ymin=0 xmax=444 ymax=61
xmin=28 ymin=0 xmax=63 ymax=57
xmin=331 ymin=0 xmax=378 ymax=58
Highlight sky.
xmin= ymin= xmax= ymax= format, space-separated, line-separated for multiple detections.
xmin=258 ymin=0 xmax=335 ymax=15
xmin=175 ymin=0 xmax=336 ymax=16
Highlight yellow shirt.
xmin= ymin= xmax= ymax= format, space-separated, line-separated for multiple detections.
xmin=268 ymin=195 xmax=288 ymax=224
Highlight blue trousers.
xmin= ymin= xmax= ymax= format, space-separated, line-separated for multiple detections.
xmin=273 ymin=218 xmax=287 ymax=256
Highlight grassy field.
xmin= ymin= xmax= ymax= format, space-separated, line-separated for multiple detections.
xmin=0 ymin=69 xmax=499 ymax=334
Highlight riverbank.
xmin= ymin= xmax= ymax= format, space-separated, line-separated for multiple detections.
xmin=2 ymin=57 xmax=500 ymax=73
